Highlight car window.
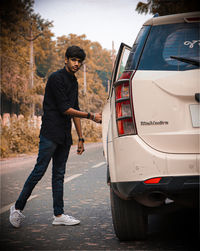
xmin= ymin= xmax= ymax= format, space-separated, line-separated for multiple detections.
xmin=117 ymin=48 xmax=131 ymax=80
xmin=109 ymin=43 xmax=131 ymax=98
xmin=125 ymin=26 xmax=151 ymax=71
xmin=137 ymin=22 xmax=200 ymax=71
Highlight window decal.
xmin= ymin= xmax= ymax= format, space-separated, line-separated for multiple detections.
xmin=184 ymin=40 xmax=200 ymax=48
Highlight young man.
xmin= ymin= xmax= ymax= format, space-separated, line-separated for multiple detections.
xmin=9 ymin=46 xmax=102 ymax=228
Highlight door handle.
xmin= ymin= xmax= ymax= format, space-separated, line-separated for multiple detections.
xmin=195 ymin=93 xmax=200 ymax=103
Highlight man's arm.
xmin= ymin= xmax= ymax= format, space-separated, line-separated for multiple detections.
xmin=73 ymin=117 xmax=84 ymax=155
xmin=64 ymin=107 xmax=102 ymax=123
xmin=73 ymin=117 xmax=83 ymax=138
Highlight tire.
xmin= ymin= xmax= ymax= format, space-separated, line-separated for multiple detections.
xmin=110 ymin=186 xmax=148 ymax=241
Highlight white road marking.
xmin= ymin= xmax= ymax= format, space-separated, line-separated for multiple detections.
xmin=0 ymin=195 xmax=38 ymax=214
xmin=64 ymin=173 xmax=82 ymax=183
xmin=91 ymin=162 xmax=106 ymax=168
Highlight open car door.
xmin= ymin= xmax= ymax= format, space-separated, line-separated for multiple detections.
xmin=102 ymin=43 xmax=132 ymax=161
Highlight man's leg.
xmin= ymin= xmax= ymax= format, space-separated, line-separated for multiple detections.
xmin=52 ymin=144 xmax=71 ymax=216
xmin=51 ymin=144 xmax=80 ymax=225
xmin=15 ymin=135 xmax=57 ymax=211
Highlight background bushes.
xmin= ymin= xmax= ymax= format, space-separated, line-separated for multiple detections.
xmin=0 ymin=117 xmax=40 ymax=158
xmin=0 ymin=116 xmax=102 ymax=158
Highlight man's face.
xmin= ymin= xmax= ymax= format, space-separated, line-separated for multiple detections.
xmin=65 ymin=57 xmax=83 ymax=74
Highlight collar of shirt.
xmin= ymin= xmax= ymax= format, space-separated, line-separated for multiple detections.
xmin=63 ymin=66 xmax=77 ymax=80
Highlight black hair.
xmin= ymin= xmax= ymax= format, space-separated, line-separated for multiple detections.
xmin=65 ymin=46 xmax=86 ymax=61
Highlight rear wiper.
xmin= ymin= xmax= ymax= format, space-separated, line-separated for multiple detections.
xmin=170 ymin=56 xmax=200 ymax=66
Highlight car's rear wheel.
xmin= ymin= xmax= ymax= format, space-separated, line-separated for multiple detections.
xmin=110 ymin=186 xmax=148 ymax=241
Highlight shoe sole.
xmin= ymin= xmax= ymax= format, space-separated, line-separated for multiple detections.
xmin=52 ymin=221 xmax=80 ymax=226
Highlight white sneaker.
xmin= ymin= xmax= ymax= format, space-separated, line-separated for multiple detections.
xmin=52 ymin=214 xmax=80 ymax=226
xmin=9 ymin=205 xmax=25 ymax=228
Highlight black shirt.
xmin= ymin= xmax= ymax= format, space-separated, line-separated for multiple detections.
xmin=40 ymin=67 xmax=80 ymax=146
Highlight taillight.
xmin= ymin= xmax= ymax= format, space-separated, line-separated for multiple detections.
xmin=115 ymin=71 xmax=137 ymax=136
xmin=144 ymin=177 xmax=162 ymax=184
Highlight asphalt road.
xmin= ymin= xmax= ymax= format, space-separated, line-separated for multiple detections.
xmin=0 ymin=142 xmax=199 ymax=251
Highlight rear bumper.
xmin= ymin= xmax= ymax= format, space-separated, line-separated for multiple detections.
xmin=111 ymin=175 xmax=199 ymax=208
xmin=108 ymin=136 xmax=199 ymax=182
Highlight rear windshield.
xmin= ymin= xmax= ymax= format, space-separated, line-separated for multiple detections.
xmin=135 ymin=22 xmax=200 ymax=71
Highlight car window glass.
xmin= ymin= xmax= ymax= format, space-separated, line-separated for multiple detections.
xmin=138 ymin=23 xmax=200 ymax=71
xmin=163 ymin=27 xmax=199 ymax=67
xmin=126 ymin=26 xmax=151 ymax=70
xmin=117 ymin=48 xmax=131 ymax=80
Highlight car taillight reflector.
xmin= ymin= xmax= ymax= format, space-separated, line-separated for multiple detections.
xmin=115 ymin=83 xmax=129 ymax=100
xmin=116 ymin=100 xmax=132 ymax=118
xmin=144 ymin=177 xmax=162 ymax=184
xmin=115 ymin=71 xmax=137 ymax=136
xmin=117 ymin=118 xmax=135 ymax=135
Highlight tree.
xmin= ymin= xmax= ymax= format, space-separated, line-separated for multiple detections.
xmin=136 ymin=0 xmax=200 ymax=16
xmin=0 ymin=0 xmax=54 ymax=116
xmin=33 ymin=14 xmax=55 ymax=78
xmin=0 ymin=0 xmax=34 ymax=115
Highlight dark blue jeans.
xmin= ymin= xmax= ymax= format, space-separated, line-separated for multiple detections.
xmin=15 ymin=135 xmax=71 ymax=216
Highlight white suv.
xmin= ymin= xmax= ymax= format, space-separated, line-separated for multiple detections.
xmin=102 ymin=12 xmax=200 ymax=241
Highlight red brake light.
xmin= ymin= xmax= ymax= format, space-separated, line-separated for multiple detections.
xmin=144 ymin=177 xmax=162 ymax=184
xmin=115 ymin=71 xmax=137 ymax=136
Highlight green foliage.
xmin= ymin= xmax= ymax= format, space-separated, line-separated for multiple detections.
xmin=0 ymin=118 xmax=40 ymax=158
xmin=136 ymin=0 xmax=200 ymax=16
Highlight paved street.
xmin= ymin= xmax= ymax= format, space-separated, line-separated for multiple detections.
xmin=0 ymin=143 xmax=198 ymax=250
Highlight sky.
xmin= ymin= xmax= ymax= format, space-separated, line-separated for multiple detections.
xmin=34 ymin=0 xmax=152 ymax=51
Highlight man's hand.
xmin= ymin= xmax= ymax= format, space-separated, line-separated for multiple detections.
xmin=93 ymin=113 xmax=102 ymax=123
xmin=77 ymin=140 xmax=84 ymax=155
